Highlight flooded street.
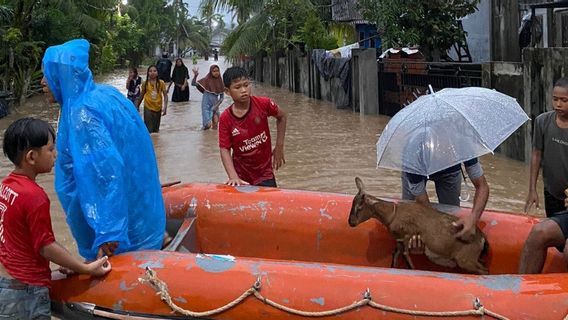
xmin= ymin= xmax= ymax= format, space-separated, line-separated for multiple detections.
xmin=0 ymin=58 xmax=543 ymax=255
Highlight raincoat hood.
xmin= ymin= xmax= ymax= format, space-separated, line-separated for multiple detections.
xmin=43 ymin=39 xmax=165 ymax=260
xmin=42 ymin=39 xmax=94 ymax=107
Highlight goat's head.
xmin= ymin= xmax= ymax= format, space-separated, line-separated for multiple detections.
xmin=348 ymin=177 xmax=376 ymax=227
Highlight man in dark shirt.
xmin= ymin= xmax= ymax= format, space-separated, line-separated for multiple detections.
xmin=156 ymin=52 xmax=172 ymax=83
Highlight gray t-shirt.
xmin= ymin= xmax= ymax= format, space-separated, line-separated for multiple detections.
xmin=533 ymin=111 xmax=568 ymax=200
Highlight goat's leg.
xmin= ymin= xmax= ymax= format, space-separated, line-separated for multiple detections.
xmin=402 ymin=246 xmax=415 ymax=270
xmin=391 ymin=239 xmax=405 ymax=268
xmin=455 ymin=247 xmax=489 ymax=275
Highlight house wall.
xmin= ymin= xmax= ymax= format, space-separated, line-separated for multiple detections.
xmin=355 ymin=24 xmax=381 ymax=50
xmin=241 ymin=50 xmax=352 ymax=109
xmin=482 ymin=62 xmax=526 ymax=161
xmin=239 ymin=47 xmax=541 ymax=162
xmin=491 ymin=0 xmax=521 ymax=62
xmin=459 ymin=0 xmax=491 ymax=62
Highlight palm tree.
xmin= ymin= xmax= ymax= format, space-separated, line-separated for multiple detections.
xmin=199 ymin=0 xmax=264 ymax=25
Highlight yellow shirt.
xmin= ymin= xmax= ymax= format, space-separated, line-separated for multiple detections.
xmin=142 ymin=80 xmax=165 ymax=112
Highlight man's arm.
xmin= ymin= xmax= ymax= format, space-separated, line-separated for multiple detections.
xmin=273 ymin=109 xmax=287 ymax=170
xmin=454 ymin=174 xmax=489 ymax=241
xmin=220 ymin=148 xmax=248 ymax=186
xmin=524 ymin=149 xmax=542 ymax=212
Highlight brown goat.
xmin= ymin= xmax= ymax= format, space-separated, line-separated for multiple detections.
xmin=348 ymin=177 xmax=488 ymax=275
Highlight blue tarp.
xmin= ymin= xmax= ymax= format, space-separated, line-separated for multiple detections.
xmin=42 ymin=39 xmax=165 ymax=260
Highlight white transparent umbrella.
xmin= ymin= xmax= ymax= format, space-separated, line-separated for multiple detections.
xmin=376 ymin=87 xmax=529 ymax=176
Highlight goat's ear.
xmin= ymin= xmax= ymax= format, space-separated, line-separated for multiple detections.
xmin=363 ymin=195 xmax=378 ymax=206
xmin=355 ymin=177 xmax=365 ymax=192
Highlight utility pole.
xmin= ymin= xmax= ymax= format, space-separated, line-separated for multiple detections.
xmin=175 ymin=0 xmax=182 ymax=57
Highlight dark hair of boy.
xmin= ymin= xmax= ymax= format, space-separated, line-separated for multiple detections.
xmin=3 ymin=117 xmax=56 ymax=166
xmin=554 ymin=77 xmax=568 ymax=88
xmin=222 ymin=66 xmax=249 ymax=88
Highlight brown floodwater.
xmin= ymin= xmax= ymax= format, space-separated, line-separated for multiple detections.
xmin=0 ymin=58 xmax=544 ymax=257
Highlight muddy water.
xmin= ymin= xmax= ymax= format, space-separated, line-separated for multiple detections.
xmin=0 ymin=58 xmax=544 ymax=256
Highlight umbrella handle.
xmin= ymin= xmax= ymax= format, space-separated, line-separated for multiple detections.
xmin=460 ymin=176 xmax=471 ymax=202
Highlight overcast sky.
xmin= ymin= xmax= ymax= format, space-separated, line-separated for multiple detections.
xmin=183 ymin=0 xmax=233 ymax=24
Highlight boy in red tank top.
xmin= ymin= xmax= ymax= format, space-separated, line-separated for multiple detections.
xmin=218 ymin=67 xmax=287 ymax=187
xmin=0 ymin=118 xmax=110 ymax=319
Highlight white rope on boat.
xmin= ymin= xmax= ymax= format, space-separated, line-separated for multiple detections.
xmin=139 ymin=267 xmax=510 ymax=319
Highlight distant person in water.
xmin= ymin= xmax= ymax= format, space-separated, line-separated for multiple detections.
xmin=126 ymin=67 xmax=142 ymax=106
xmin=192 ymin=64 xmax=224 ymax=130
xmin=169 ymin=58 xmax=189 ymax=102
xmin=41 ymin=39 xmax=166 ymax=261
xmin=137 ymin=65 xmax=168 ymax=133
xmin=156 ymin=52 xmax=172 ymax=83
xmin=218 ymin=66 xmax=287 ymax=187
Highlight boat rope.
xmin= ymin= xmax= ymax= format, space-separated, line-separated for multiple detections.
xmin=139 ymin=267 xmax=510 ymax=319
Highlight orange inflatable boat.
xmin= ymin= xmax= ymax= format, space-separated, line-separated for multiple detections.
xmin=51 ymin=183 xmax=568 ymax=319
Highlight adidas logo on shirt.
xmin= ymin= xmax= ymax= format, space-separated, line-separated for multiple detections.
xmin=232 ymin=128 xmax=240 ymax=136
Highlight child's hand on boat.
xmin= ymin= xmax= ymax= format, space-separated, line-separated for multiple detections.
xmin=226 ymin=178 xmax=249 ymax=186
xmin=85 ymin=256 xmax=112 ymax=277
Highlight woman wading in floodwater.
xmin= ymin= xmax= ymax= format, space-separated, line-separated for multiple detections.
xmin=192 ymin=65 xmax=224 ymax=130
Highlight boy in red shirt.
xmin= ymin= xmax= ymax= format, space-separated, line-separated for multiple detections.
xmin=219 ymin=67 xmax=287 ymax=187
xmin=0 ymin=118 xmax=110 ymax=319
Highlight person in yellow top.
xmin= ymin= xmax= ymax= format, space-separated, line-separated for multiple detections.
xmin=136 ymin=65 xmax=168 ymax=133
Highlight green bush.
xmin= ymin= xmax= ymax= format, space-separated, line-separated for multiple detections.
xmin=299 ymin=13 xmax=337 ymax=50
xmin=99 ymin=43 xmax=117 ymax=73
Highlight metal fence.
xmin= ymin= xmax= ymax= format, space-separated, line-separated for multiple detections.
xmin=378 ymin=61 xmax=483 ymax=116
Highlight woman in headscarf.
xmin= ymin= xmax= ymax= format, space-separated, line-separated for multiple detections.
xmin=192 ymin=64 xmax=224 ymax=130
xmin=170 ymin=58 xmax=189 ymax=102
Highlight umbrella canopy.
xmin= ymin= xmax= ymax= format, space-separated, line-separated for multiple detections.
xmin=376 ymin=87 xmax=529 ymax=176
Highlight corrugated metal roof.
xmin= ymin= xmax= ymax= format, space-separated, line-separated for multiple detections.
xmin=331 ymin=0 xmax=366 ymax=22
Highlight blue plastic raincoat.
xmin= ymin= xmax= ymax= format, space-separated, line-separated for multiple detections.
xmin=42 ymin=39 xmax=165 ymax=260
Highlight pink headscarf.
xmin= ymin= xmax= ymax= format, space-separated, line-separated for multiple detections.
xmin=197 ymin=65 xmax=224 ymax=94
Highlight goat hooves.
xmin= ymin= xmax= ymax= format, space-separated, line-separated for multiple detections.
xmin=403 ymin=251 xmax=415 ymax=269
xmin=392 ymin=240 xmax=406 ymax=268
xmin=391 ymin=249 xmax=401 ymax=268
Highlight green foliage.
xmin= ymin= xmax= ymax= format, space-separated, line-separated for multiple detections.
xmin=213 ymin=0 xmax=337 ymax=58
xmin=99 ymin=42 xmax=117 ymax=73
xmin=110 ymin=13 xmax=145 ymax=67
xmin=329 ymin=22 xmax=357 ymax=46
xmin=2 ymin=26 xmax=21 ymax=43
xmin=31 ymin=8 xmax=81 ymax=47
xmin=299 ymin=13 xmax=337 ymax=50
xmin=358 ymin=0 xmax=479 ymax=60
xmin=0 ymin=0 xmax=213 ymax=103
xmin=221 ymin=12 xmax=270 ymax=57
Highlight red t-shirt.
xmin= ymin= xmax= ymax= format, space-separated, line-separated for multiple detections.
xmin=219 ymin=96 xmax=280 ymax=185
xmin=0 ymin=173 xmax=55 ymax=287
